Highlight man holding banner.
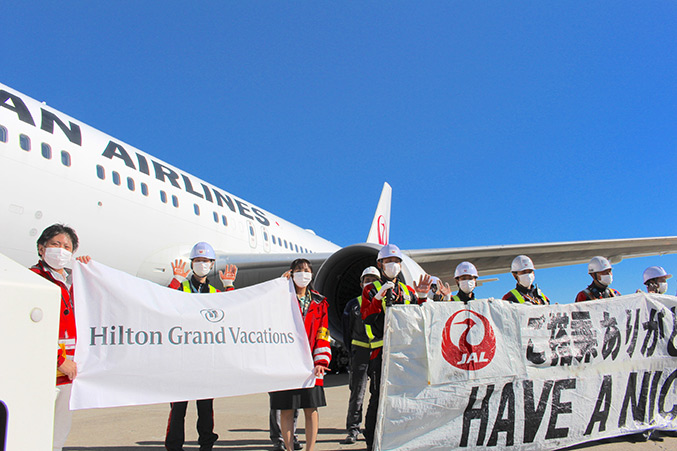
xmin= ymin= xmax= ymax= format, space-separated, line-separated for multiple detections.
xmin=360 ymin=244 xmax=432 ymax=451
xmin=30 ymin=224 xmax=92 ymax=451
xmin=575 ymin=256 xmax=621 ymax=302
xmin=164 ymin=242 xmax=238 ymax=451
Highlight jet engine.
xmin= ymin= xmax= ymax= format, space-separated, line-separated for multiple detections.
xmin=314 ymin=243 xmax=426 ymax=344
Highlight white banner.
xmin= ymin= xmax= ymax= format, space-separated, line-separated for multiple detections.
xmin=377 ymin=294 xmax=677 ymax=450
xmin=71 ymin=261 xmax=314 ymax=410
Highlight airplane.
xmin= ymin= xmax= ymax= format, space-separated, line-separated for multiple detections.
xmin=3 ymin=81 xmax=677 ymax=346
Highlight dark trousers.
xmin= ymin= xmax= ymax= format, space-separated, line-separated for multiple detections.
xmin=346 ymin=346 xmax=371 ymax=436
xmin=165 ymin=399 xmax=218 ymax=451
xmin=269 ymin=407 xmax=299 ymax=444
xmin=364 ymin=352 xmax=382 ymax=451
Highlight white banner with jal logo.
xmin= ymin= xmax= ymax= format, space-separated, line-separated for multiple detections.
xmin=70 ymin=261 xmax=314 ymax=410
xmin=377 ymin=295 xmax=677 ymax=451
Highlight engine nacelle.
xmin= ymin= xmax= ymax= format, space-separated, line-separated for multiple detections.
xmin=314 ymin=243 xmax=426 ymax=344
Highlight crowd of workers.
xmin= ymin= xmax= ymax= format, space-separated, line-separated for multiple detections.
xmin=31 ymin=223 xmax=672 ymax=451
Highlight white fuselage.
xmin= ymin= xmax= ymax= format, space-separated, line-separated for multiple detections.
xmin=0 ymin=83 xmax=340 ymax=285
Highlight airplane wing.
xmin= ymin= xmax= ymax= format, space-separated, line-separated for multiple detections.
xmin=215 ymin=252 xmax=334 ymax=288
xmin=406 ymin=236 xmax=677 ymax=283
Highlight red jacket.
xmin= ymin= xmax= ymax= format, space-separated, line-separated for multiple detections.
xmin=31 ymin=261 xmax=75 ymax=386
xmin=360 ymin=278 xmax=424 ymax=359
xmin=575 ymin=283 xmax=621 ymax=303
xmin=301 ymin=290 xmax=331 ymax=386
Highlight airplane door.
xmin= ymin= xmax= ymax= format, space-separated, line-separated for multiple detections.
xmin=261 ymin=226 xmax=271 ymax=253
xmin=247 ymin=220 xmax=257 ymax=249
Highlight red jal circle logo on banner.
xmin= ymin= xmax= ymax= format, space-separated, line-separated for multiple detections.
xmin=441 ymin=309 xmax=496 ymax=370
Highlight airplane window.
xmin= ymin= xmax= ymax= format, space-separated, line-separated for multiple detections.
xmin=0 ymin=125 xmax=7 ymax=143
xmin=141 ymin=183 xmax=148 ymax=196
xmin=172 ymin=195 xmax=179 ymax=208
xmin=96 ymin=165 xmax=105 ymax=180
xmin=284 ymin=240 xmax=288 ymax=249
xmin=221 ymin=215 xmax=227 ymax=226
xmin=127 ymin=177 xmax=135 ymax=191
xmin=41 ymin=143 xmax=52 ymax=159
xmin=264 ymin=231 xmax=269 ymax=241
xmin=112 ymin=171 xmax=121 ymax=186
xmin=160 ymin=190 xmax=167 ymax=203
xmin=272 ymin=235 xmax=276 ymax=245
xmin=295 ymin=244 xmax=299 ymax=252
xmin=213 ymin=212 xmax=218 ymax=223
xmin=194 ymin=204 xmax=200 ymax=216
xmin=249 ymin=225 xmax=254 ymax=236
xmin=60 ymin=151 xmax=71 ymax=167
xmin=19 ymin=134 xmax=30 ymax=151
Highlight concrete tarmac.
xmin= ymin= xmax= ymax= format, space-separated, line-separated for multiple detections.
xmin=64 ymin=373 xmax=676 ymax=451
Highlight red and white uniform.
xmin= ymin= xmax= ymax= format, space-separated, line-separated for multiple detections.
xmin=30 ymin=261 xmax=76 ymax=386
xmin=303 ymin=290 xmax=332 ymax=386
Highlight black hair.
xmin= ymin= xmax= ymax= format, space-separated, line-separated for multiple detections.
xmin=37 ymin=224 xmax=79 ymax=254
xmin=290 ymin=258 xmax=312 ymax=273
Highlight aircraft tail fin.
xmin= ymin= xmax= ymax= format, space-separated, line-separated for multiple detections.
xmin=366 ymin=182 xmax=392 ymax=245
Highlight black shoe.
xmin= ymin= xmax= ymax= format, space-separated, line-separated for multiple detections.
xmin=293 ymin=439 xmax=303 ymax=450
xmin=272 ymin=442 xmax=286 ymax=451
xmin=341 ymin=434 xmax=358 ymax=444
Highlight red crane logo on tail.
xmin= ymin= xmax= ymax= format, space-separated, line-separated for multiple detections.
xmin=377 ymin=215 xmax=388 ymax=245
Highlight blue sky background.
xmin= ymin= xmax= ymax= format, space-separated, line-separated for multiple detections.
xmin=2 ymin=2 xmax=676 ymax=303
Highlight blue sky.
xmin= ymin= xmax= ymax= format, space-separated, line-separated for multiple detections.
xmin=3 ymin=2 xmax=676 ymax=303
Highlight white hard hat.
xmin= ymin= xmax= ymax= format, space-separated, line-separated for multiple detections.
xmin=588 ymin=256 xmax=612 ymax=274
xmin=643 ymin=266 xmax=672 ymax=284
xmin=511 ymin=255 xmax=535 ymax=272
xmin=190 ymin=242 xmax=216 ymax=260
xmin=377 ymin=244 xmax=403 ymax=261
xmin=361 ymin=266 xmax=380 ymax=280
xmin=455 ymin=261 xmax=478 ymax=278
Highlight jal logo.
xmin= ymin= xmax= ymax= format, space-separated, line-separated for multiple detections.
xmin=441 ymin=309 xmax=496 ymax=370
xmin=201 ymin=309 xmax=225 ymax=323
xmin=377 ymin=215 xmax=388 ymax=245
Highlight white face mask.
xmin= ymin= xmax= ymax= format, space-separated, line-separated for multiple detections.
xmin=598 ymin=274 xmax=613 ymax=286
xmin=43 ymin=247 xmax=72 ymax=270
xmin=658 ymin=282 xmax=668 ymax=294
xmin=293 ymin=271 xmax=313 ymax=288
xmin=383 ymin=262 xmax=401 ymax=279
xmin=518 ymin=272 xmax=535 ymax=288
xmin=192 ymin=261 xmax=213 ymax=277
xmin=459 ymin=279 xmax=476 ymax=294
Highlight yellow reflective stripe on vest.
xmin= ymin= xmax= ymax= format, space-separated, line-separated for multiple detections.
xmin=509 ymin=288 xmax=526 ymax=304
xmin=510 ymin=288 xmax=547 ymax=305
xmin=452 ymin=295 xmax=462 ymax=302
xmin=380 ymin=281 xmax=412 ymax=311
xmin=182 ymin=280 xmax=216 ymax=293
xmin=351 ymin=339 xmax=371 ymax=348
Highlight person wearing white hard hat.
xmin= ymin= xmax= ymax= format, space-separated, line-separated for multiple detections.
xmin=449 ymin=261 xmax=478 ymax=302
xmin=360 ymin=243 xmax=433 ymax=451
xmin=427 ymin=276 xmax=452 ymax=301
xmin=165 ymin=241 xmax=238 ymax=451
xmin=642 ymin=266 xmax=672 ymax=294
xmin=575 ymin=256 xmax=621 ymax=302
xmin=340 ymin=266 xmax=381 ymax=445
xmin=502 ymin=255 xmax=550 ymax=305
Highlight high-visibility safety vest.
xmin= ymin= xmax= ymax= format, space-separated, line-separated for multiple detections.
xmin=364 ymin=281 xmax=415 ymax=348
xmin=181 ymin=280 xmax=217 ymax=294
xmin=509 ymin=288 xmax=548 ymax=305
xmin=351 ymin=296 xmax=372 ymax=349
